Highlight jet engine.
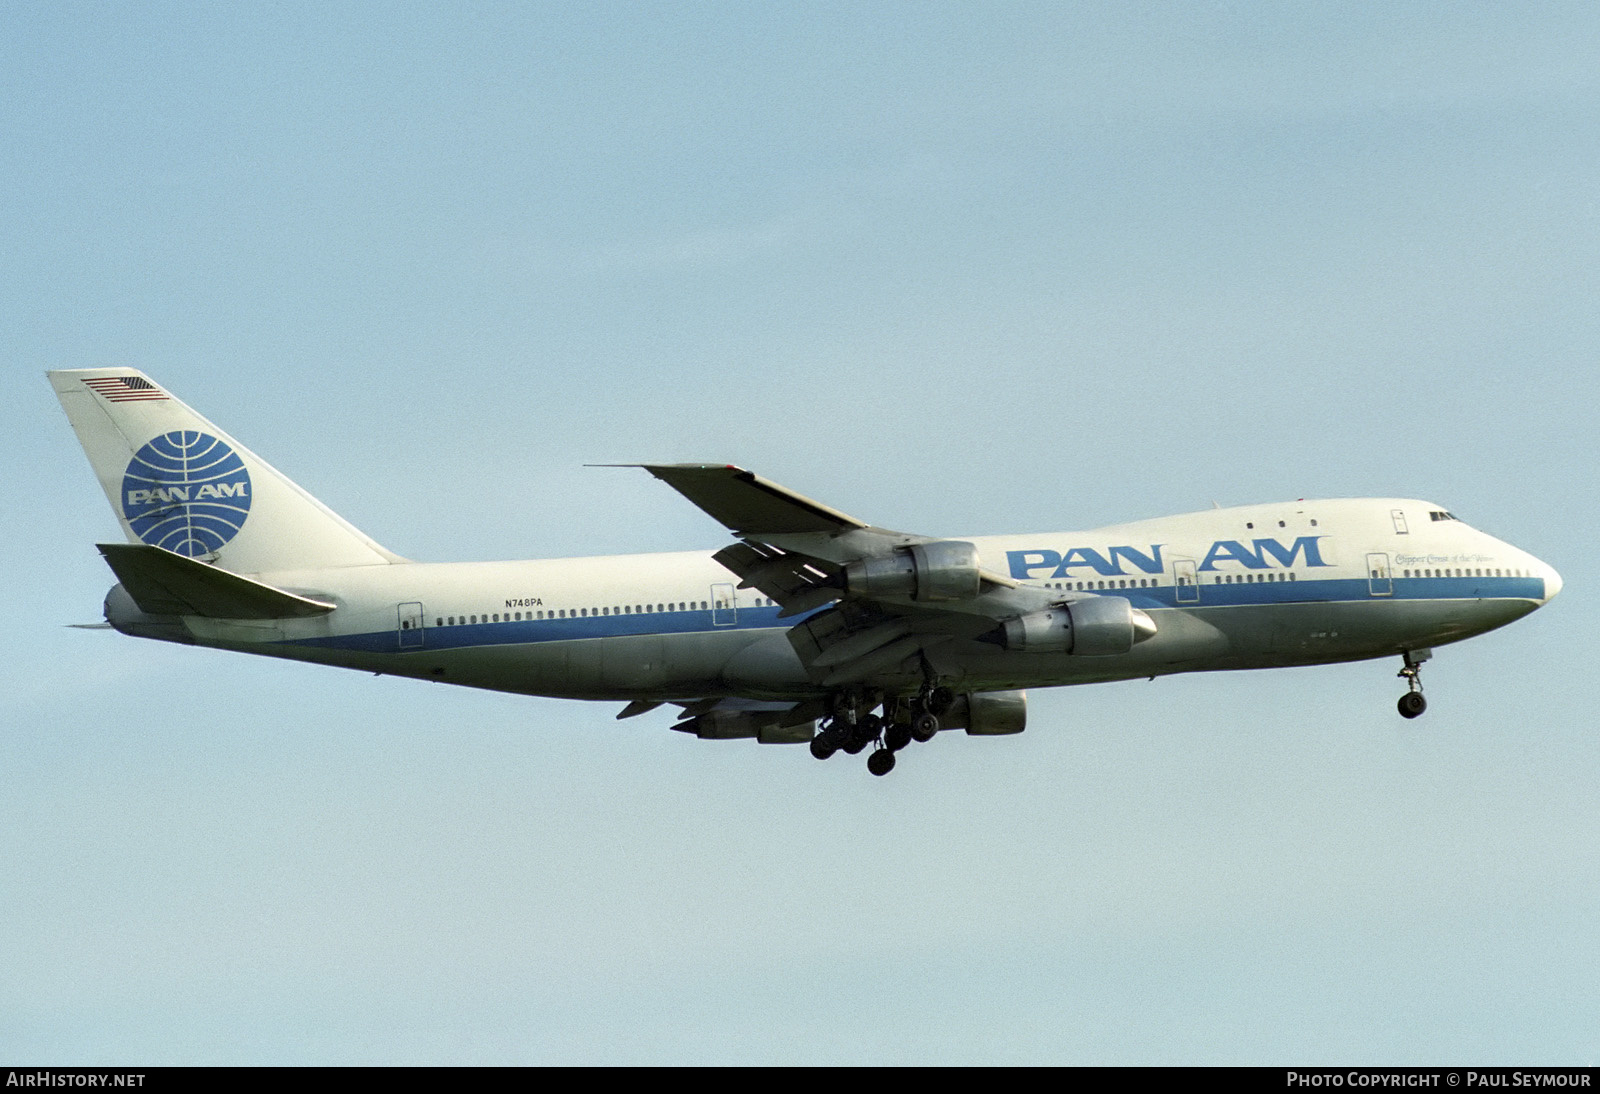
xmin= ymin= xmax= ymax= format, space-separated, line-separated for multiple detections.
xmin=943 ymin=689 xmax=1027 ymax=735
xmin=989 ymin=595 xmax=1157 ymax=656
xmin=842 ymin=540 xmax=981 ymax=602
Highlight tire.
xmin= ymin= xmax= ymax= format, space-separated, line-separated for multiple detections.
xmin=1398 ymin=692 xmax=1427 ymax=719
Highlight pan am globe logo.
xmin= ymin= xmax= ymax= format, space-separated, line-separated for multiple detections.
xmin=121 ymin=431 xmax=252 ymax=557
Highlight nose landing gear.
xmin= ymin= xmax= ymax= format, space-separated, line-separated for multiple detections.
xmin=1396 ymin=648 xmax=1431 ymax=719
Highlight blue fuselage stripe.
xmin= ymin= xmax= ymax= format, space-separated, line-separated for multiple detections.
xmin=276 ymin=574 xmax=1545 ymax=655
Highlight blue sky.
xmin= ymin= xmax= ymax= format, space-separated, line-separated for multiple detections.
xmin=4 ymin=2 xmax=1598 ymax=1064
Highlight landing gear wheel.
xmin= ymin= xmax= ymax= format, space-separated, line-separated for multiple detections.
xmin=867 ymin=748 xmax=896 ymax=777
xmin=838 ymin=713 xmax=876 ymax=754
xmin=810 ymin=734 xmax=838 ymax=760
xmin=1395 ymin=649 xmax=1431 ymax=720
xmin=911 ymin=712 xmax=940 ymax=742
xmin=884 ymin=723 xmax=913 ymax=752
xmin=844 ymin=713 xmax=879 ymax=755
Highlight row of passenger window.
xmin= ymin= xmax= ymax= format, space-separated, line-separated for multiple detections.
xmin=1035 ymin=575 xmax=1295 ymax=589
xmin=424 ymin=567 xmax=1534 ymax=629
xmin=433 ymin=596 xmax=778 ymax=628
xmin=1404 ymin=567 xmax=1524 ymax=579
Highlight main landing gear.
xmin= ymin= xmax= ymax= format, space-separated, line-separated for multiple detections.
xmin=810 ymin=685 xmax=956 ymax=776
xmin=1396 ymin=648 xmax=1431 ymax=719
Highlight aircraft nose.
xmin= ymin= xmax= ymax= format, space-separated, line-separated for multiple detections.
xmin=1541 ymin=560 xmax=1563 ymax=602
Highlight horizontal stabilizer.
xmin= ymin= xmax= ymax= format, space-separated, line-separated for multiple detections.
xmin=97 ymin=543 xmax=336 ymax=619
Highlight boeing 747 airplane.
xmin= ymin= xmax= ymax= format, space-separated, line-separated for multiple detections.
xmin=50 ymin=369 xmax=1562 ymax=776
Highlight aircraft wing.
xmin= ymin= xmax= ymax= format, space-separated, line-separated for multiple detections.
xmin=630 ymin=464 xmax=1068 ymax=689
xmin=624 ymin=463 xmax=869 ymax=537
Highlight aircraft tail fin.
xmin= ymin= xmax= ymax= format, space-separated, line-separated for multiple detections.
xmin=49 ymin=369 xmax=402 ymax=573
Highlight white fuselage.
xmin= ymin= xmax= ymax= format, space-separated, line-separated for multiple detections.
xmin=107 ymin=497 xmax=1560 ymax=703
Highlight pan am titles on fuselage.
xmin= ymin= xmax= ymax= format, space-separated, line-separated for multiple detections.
xmin=49 ymin=369 xmax=1563 ymax=777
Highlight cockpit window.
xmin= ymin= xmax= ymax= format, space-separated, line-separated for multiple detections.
xmin=1429 ymin=511 xmax=1460 ymax=522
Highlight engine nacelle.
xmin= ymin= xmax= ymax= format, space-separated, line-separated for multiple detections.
xmin=843 ymin=540 xmax=981 ymax=602
xmin=945 ymin=689 xmax=1027 ymax=736
xmin=994 ymin=596 xmax=1157 ymax=656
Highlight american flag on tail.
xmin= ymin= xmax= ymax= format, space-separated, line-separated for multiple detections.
xmin=81 ymin=376 xmax=170 ymax=402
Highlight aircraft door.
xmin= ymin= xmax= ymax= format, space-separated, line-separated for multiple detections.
xmin=1366 ymin=553 xmax=1392 ymax=597
xmin=1174 ymin=559 xmax=1200 ymax=604
xmin=711 ymin=582 xmax=737 ymax=627
xmin=398 ymin=601 xmax=425 ymax=647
